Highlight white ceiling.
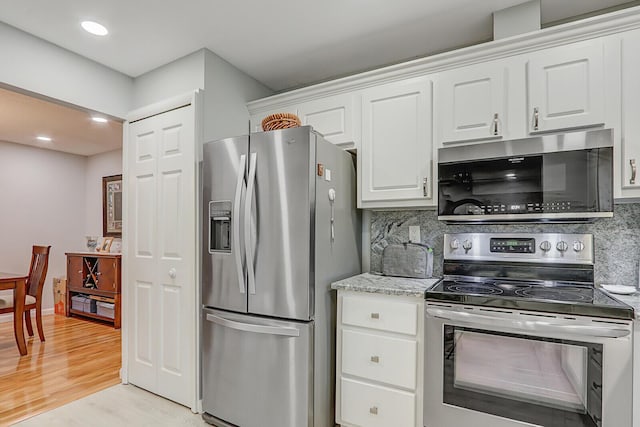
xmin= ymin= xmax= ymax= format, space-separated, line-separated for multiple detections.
xmin=0 ymin=0 xmax=634 ymax=91
xmin=0 ymin=87 xmax=122 ymax=156
xmin=0 ymin=0 xmax=634 ymax=157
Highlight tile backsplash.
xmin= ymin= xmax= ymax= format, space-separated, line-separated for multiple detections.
xmin=370 ymin=203 xmax=640 ymax=287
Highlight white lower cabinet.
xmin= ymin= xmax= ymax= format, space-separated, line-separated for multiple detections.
xmin=336 ymin=291 xmax=424 ymax=427
xmin=341 ymin=378 xmax=416 ymax=427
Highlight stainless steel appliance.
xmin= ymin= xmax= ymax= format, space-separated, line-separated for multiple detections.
xmin=425 ymin=233 xmax=633 ymax=427
xmin=437 ymin=129 xmax=613 ymax=223
xmin=201 ymin=126 xmax=361 ymax=427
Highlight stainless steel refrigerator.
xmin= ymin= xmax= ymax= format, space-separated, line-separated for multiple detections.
xmin=201 ymin=126 xmax=361 ymax=427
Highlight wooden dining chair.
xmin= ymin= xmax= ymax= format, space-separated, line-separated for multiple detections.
xmin=0 ymin=245 xmax=51 ymax=342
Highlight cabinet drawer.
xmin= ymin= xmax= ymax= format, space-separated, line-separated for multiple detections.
xmin=342 ymin=329 xmax=417 ymax=389
xmin=341 ymin=378 xmax=415 ymax=427
xmin=342 ymin=295 xmax=418 ymax=335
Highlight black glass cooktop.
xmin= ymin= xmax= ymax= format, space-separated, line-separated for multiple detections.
xmin=426 ymin=279 xmax=634 ymax=320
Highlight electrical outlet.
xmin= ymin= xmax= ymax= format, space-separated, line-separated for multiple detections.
xmin=409 ymin=226 xmax=421 ymax=243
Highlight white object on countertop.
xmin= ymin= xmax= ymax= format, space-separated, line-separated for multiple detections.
xmin=601 ymin=284 xmax=638 ymax=295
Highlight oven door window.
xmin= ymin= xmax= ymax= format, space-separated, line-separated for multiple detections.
xmin=443 ymin=326 xmax=603 ymax=427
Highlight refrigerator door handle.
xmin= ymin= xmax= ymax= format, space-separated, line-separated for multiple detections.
xmin=206 ymin=313 xmax=300 ymax=337
xmin=245 ymin=152 xmax=258 ymax=295
xmin=233 ymin=154 xmax=247 ymax=295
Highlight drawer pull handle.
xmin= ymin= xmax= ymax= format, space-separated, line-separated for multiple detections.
xmin=369 ymin=406 xmax=378 ymax=415
xmin=631 ymin=159 xmax=637 ymax=185
xmin=370 ymin=355 xmax=379 ymax=363
xmin=370 ymin=312 xmax=380 ymax=319
xmin=532 ymin=107 xmax=539 ymax=131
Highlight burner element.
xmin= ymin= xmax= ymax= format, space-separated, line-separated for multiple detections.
xmin=446 ymin=282 xmax=503 ymax=295
xmin=514 ymin=287 xmax=594 ymax=303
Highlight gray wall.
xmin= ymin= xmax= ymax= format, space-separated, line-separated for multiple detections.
xmin=130 ymin=48 xmax=272 ymax=141
xmin=0 ymin=141 xmax=88 ymax=311
xmin=203 ymin=50 xmax=272 ymax=142
xmin=131 ymin=50 xmax=206 ymax=110
xmin=370 ymin=203 xmax=640 ymax=286
xmin=0 ymin=22 xmax=133 ymax=118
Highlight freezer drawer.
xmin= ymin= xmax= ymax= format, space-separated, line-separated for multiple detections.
xmin=202 ymin=308 xmax=313 ymax=427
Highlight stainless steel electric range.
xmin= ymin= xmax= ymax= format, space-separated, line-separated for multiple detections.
xmin=425 ymin=233 xmax=634 ymax=427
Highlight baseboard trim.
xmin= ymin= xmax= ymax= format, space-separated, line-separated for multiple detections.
xmin=0 ymin=307 xmax=56 ymax=323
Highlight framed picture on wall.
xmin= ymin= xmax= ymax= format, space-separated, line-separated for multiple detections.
xmin=103 ymin=174 xmax=122 ymax=237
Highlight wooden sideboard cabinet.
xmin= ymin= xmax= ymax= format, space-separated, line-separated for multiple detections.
xmin=65 ymin=252 xmax=122 ymax=329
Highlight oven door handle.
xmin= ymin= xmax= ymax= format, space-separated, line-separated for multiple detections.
xmin=427 ymin=308 xmax=630 ymax=338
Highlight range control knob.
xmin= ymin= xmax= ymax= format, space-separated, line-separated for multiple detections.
xmin=462 ymin=240 xmax=473 ymax=251
xmin=556 ymin=241 xmax=569 ymax=252
xmin=450 ymin=239 xmax=460 ymax=250
xmin=573 ymin=241 xmax=585 ymax=252
xmin=539 ymin=241 xmax=552 ymax=252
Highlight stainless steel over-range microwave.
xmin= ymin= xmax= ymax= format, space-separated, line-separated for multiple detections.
xmin=437 ymin=129 xmax=614 ymax=223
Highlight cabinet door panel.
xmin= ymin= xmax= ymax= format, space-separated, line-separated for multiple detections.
xmin=96 ymin=258 xmax=117 ymax=291
xmin=361 ymin=78 xmax=432 ymax=204
xmin=439 ymin=63 xmax=506 ymax=143
xmin=341 ymin=378 xmax=415 ymax=427
xmin=342 ymin=330 xmax=418 ymax=389
xmin=341 ymin=294 xmax=418 ymax=335
xmin=298 ymin=93 xmax=359 ymax=149
xmin=67 ymin=256 xmax=84 ymax=289
xmin=528 ymin=40 xmax=604 ymax=133
xmin=620 ymin=30 xmax=640 ymax=195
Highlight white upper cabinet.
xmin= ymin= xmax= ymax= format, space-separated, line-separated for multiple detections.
xmin=437 ymin=62 xmax=507 ymax=144
xmin=360 ymin=77 xmax=433 ymax=207
xmin=298 ymin=93 xmax=360 ymax=149
xmin=527 ymin=39 xmax=605 ymax=133
xmin=611 ymin=29 xmax=640 ymax=199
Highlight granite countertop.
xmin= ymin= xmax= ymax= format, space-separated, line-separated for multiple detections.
xmin=331 ymin=272 xmax=441 ymax=298
xmin=603 ymin=290 xmax=640 ymax=320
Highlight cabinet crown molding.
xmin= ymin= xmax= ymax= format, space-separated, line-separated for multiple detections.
xmin=248 ymin=6 xmax=640 ymax=114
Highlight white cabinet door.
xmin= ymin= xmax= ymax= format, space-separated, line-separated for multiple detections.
xmin=341 ymin=378 xmax=416 ymax=427
xmin=298 ymin=93 xmax=360 ymax=149
xmin=527 ymin=39 xmax=604 ymax=133
xmin=619 ymin=30 xmax=640 ymax=196
xmin=360 ymin=77 xmax=433 ymax=206
xmin=249 ymin=107 xmax=298 ymax=133
xmin=126 ymin=104 xmax=196 ymax=409
xmin=438 ymin=62 xmax=507 ymax=143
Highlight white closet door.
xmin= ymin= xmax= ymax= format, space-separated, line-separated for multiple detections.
xmin=126 ymin=104 xmax=196 ymax=408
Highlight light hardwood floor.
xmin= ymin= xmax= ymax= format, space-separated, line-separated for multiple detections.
xmin=14 ymin=384 xmax=207 ymax=427
xmin=0 ymin=314 xmax=121 ymax=426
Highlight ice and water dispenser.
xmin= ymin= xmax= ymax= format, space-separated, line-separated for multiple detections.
xmin=209 ymin=201 xmax=232 ymax=252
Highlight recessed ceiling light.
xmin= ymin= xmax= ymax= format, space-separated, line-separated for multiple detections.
xmin=37 ymin=136 xmax=52 ymax=142
xmin=92 ymin=117 xmax=108 ymax=123
xmin=81 ymin=21 xmax=108 ymax=36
